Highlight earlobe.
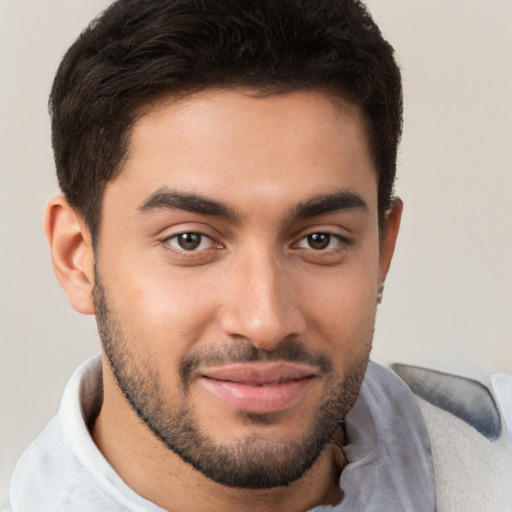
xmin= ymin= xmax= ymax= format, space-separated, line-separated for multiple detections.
xmin=378 ymin=197 xmax=403 ymax=285
xmin=44 ymin=195 xmax=95 ymax=315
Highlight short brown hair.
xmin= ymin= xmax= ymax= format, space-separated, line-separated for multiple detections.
xmin=50 ymin=0 xmax=402 ymax=240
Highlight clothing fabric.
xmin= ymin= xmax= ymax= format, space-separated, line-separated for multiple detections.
xmin=3 ymin=357 xmax=435 ymax=512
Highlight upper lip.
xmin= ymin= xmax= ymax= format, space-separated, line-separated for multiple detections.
xmin=199 ymin=362 xmax=317 ymax=386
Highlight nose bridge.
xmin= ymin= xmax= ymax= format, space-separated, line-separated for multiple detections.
xmin=220 ymin=242 xmax=305 ymax=349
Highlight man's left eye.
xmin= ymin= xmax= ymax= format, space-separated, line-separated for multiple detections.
xmin=166 ymin=232 xmax=213 ymax=251
xmin=296 ymin=233 xmax=341 ymax=251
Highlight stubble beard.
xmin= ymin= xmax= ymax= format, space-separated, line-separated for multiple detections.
xmin=93 ymin=278 xmax=372 ymax=489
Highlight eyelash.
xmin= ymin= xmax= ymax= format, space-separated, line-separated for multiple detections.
xmin=294 ymin=233 xmax=348 ymax=251
xmin=162 ymin=230 xmax=350 ymax=255
xmin=165 ymin=232 xmax=216 ymax=252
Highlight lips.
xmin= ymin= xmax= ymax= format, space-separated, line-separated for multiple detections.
xmin=198 ymin=362 xmax=316 ymax=414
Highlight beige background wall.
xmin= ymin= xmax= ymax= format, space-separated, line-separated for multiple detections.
xmin=1 ymin=0 xmax=511 ymax=502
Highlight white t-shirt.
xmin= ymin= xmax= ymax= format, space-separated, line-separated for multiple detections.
xmin=4 ymin=357 xmax=435 ymax=512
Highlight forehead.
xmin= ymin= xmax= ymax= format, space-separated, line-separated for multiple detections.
xmin=109 ymin=89 xmax=377 ymax=216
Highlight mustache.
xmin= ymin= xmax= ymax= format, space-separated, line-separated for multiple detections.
xmin=179 ymin=337 xmax=333 ymax=386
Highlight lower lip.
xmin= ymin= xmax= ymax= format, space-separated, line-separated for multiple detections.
xmin=200 ymin=377 xmax=313 ymax=414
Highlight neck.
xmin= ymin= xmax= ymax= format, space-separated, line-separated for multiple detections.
xmin=92 ymin=362 xmax=346 ymax=512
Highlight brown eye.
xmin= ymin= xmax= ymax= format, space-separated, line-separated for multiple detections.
xmin=168 ymin=232 xmax=212 ymax=251
xmin=178 ymin=233 xmax=201 ymax=250
xmin=306 ymin=233 xmax=332 ymax=250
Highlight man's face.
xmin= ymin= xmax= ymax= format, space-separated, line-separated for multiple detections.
xmin=94 ymin=89 xmax=384 ymax=488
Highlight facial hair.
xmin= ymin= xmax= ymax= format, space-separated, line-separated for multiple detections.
xmin=93 ymin=277 xmax=371 ymax=489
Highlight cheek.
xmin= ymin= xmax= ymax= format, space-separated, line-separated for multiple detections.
xmin=307 ymin=277 xmax=377 ymax=335
xmin=102 ymin=254 xmax=222 ymax=355
xmin=299 ymin=255 xmax=379 ymax=352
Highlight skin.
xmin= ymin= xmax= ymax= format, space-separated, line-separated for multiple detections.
xmin=45 ymin=89 xmax=402 ymax=512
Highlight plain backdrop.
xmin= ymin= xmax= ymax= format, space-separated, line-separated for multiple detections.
xmin=1 ymin=0 xmax=511 ymax=502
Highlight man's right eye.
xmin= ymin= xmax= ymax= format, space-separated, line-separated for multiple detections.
xmin=165 ymin=232 xmax=214 ymax=252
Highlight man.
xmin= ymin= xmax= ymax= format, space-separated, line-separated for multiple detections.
xmin=3 ymin=0 xmax=510 ymax=511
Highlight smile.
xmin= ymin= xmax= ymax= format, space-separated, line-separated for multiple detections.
xmin=199 ymin=362 xmax=317 ymax=414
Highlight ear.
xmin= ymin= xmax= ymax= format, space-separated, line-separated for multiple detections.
xmin=44 ymin=195 xmax=95 ymax=315
xmin=378 ymin=197 xmax=403 ymax=284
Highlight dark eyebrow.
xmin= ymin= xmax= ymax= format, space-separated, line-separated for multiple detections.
xmin=292 ymin=190 xmax=368 ymax=220
xmin=137 ymin=188 xmax=238 ymax=221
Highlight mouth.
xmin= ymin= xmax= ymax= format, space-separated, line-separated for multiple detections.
xmin=198 ymin=362 xmax=317 ymax=414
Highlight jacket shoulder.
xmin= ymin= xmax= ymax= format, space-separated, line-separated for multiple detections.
xmin=392 ymin=364 xmax=512 ymax=512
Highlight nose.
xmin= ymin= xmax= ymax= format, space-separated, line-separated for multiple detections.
xmin=219 ymin=248 xmax=307 ymax=350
